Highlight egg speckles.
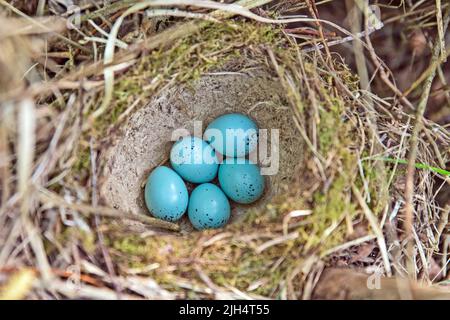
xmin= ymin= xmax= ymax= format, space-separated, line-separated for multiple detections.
xmin=204 ymin=113 xmax=258 ymax=157
xmin=188 ymin=183 xmax=231 ymax=230
xmin=170 ymin=136 xmax=219 ymax=183
xmin=144 ymin=166 xmax=188 ymax=221
xmin=218 ymin=159 xmax=265 ymax=204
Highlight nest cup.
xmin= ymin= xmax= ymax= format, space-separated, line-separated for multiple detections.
xmin=100 ymin=68 xmax=303 ymax=232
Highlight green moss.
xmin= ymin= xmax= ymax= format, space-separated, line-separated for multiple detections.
xmin=358 ymin=152 xmax=390 ymax=214
xmin=112 ymin=236 xmax=150 ymax=257
xmin=72 ymin=146 xmax=90 ymax=173
xmin=307 ymin=175 xmax=357 ymax=250
xmin=317 ymin=108 xmax=340 ymax=154
xmin=56 ymin=227 xmax=97 ymax=254
xmin=210 ymin=251 xmax=284 ymax=296
xmin=90 ymin=22 xmax=285 ymax=134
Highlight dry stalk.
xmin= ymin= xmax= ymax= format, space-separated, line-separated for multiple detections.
xmin=404 ymin=6 xmax=450 ymax=278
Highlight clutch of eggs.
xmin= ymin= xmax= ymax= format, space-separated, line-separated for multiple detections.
xmin=144 ymin=113 xmax=265 ymax=230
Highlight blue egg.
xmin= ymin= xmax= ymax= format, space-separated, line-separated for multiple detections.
xmin=218 ymin=158 xmax=265 ymax=204
xmin=204 ymin=113 xmax=258 ymax=158
xmin=188 ymin=183 xmax=231 ymax=230
xmin=144 ymin=166 xmax=188 ymax=222
xmin=170 ymin=136 xmax=219 ymax=183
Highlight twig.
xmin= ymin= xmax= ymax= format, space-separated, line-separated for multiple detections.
xmin=347 ymin=2 xmax=367 ymax=86
xmin=435 ymin=205 xmax=450 ymax=250
xmin=352 ymin=184 xmax=392 ymax=276
xmin=37 ymin=187 xmax=180 ymax=231
xmin=0 ymin=0 xmax=90 ymax=53
xmin=365 ymin=33 xmax=414 ymax=110
xmin=255 ymin=231 xmax=299 ymax=254
xmin=0 ymin=266 xmax=102 ymax=287
xmin=436 ymin=0 xmax=447 ymax=62
xmin=43 ymin=279 xmax=142 ymax=300
xmin=403 ymin=46 xmax=450 ymax=97
xmin=90 ymin=138 xmax=123 ymax=299
xmin=36 ymin=0 xmax=46 ymax=16
xmin=404 ymin=6 xmax=450 ymax=278
xmin=17 ymin=99 xmax=53 ymax=284
xmin=304 ymin=0 xmax=333 ymax=65
xmin=320 ymin=234 xmax=377 ymax=258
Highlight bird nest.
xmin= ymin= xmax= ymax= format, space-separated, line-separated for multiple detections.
xmin=91 ymin=22 xmax=447 ymax=297
xmin=101 ymin=68 xmax=303 ymax=232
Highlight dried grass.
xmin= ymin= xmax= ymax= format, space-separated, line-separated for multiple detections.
xmin=0 ymin=0 xmax=448 ymax=299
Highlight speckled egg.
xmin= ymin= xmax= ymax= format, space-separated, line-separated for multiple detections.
xmin=188 ymin=183 xmax=231 ymax=230
xmin=170 ymin=136 xmax=219 ymax=183
xmin=218 ymin=158 xmax=265 ymax=204
xmin=144 ymin=166 xmax=188 ymax=221
xmin=204 ymin=113 xmax=258 ymax=157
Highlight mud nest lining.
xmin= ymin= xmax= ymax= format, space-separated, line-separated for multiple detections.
xmin=101 ymin=69 xmax=303 ymax=232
